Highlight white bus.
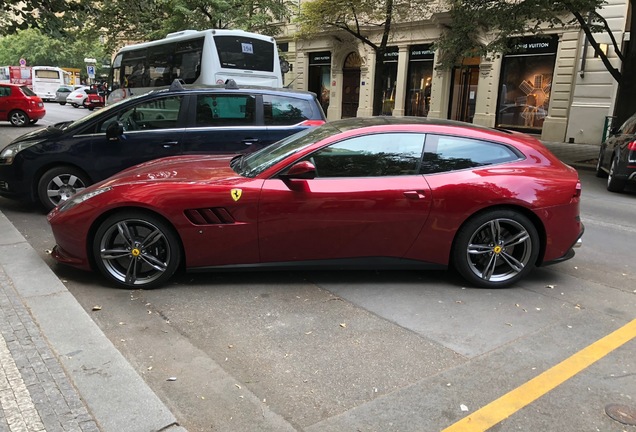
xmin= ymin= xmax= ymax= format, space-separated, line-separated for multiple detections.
xmin=31 ymin=66 xmax=70 ymax=101
xmin=107 ymin=29 xmax=284 ymax=104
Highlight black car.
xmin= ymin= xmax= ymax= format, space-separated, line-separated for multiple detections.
xmin=0 ymin=80 xmax=326 ymax=210
xmin=596 ymin=112 xmax=636 ymax=192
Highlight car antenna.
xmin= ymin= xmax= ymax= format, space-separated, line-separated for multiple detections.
xmin=170 ymin=79 xmax=185 ymax=91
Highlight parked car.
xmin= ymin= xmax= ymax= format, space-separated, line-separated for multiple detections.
xmin=47 ymin=116 xmax=584 ymax=290
xmin=596 ymin=112 xmax=636 ymax=192
xmin=0 ymin=83 xmax=46 ymax=127
xmin=55 ymin=85 xmax=83 ymax=105
xmin=66 ymin=86 xmax=90 ymax=108
xmin=0 ymin=80 xmax=326 ymax=210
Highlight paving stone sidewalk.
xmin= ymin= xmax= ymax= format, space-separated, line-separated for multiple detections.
xmin=0 ymin=266 xmax=99 ymax=432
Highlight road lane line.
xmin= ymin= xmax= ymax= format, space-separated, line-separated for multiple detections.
xmin=442 ymin=318 xmax=636 ymax=431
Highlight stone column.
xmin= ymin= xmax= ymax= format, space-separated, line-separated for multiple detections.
xmin=392 ymin=45 xmax=410 ymax=116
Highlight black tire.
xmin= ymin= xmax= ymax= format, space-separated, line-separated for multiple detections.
xmin=30 ymin=119 xmax=38 ymax=124
xmin=93 ymin=211 xmax=181 ymax=289
xmin=606 ymin=156 xmax=626 ymax=192
xmin=37 ymin=166 xmax=90 ymax=211
xmin=59 ymin=102 xmax=66 ymax=106
xmin=9 ymin=110 xmax=29 ymax=127
xmin=595 ymin=147 xmax=607 ymax=178
xmin=72 ymin=103 xmax=79 ymax=108
xmin=452 ymin=209 xmax=540 ymax=288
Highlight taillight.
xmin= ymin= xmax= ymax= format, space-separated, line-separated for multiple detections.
xmin=573 ymin=180 xmax=581 ymax=198
xmin=300 ymin=120 xmax=326 ymax=127
xmin=628 ymin=140 xmax=636 ymax=151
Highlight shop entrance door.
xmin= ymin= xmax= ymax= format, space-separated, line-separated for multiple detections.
xmin=341 ymin=52 xmax=361 ymax=118
xmin=449 ymin=59 xmax=480 ymax=123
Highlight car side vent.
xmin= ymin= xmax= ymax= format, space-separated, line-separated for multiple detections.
xmin=184 ymin=208 xmax=236 ymax=225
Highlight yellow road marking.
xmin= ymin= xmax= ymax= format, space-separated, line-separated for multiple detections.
xmin=442 ymin=318 xmax=636 ymax=431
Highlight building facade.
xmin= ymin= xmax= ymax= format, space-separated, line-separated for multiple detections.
xmin=279 ymin=0 xmax=630 ymax=144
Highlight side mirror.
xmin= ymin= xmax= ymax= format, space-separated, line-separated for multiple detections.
xmin=281 ymin=160 xmax=316 ymax=180
xmin=106 ymin=121 xmax=125 ymax=141
xmin=610 ymin=127 xmax=620 ymax=136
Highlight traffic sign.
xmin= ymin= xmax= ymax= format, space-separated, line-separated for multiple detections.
xmin=87 ymin=65 xmax=95 ymax=79
xmin=19 ymin=58 xmax=26 ymax=66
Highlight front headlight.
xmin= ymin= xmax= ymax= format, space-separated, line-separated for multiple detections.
xmin=0 ymin=140 xmax=43 ymax=165
xmin=57 ymin=186 xmax=112 ymax=213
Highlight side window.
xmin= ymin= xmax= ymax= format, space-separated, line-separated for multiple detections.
xmin=306 ymin=133 xmax=425 ymax=177
xmin=263 ymin=95 xmax=313 ymax=125
xmin=97 ymin=96 xmax=183 ymax=133
xmin=422 ymin=134 xmax=521 ymax=174
xmin=0 ymin=87 xmax=9 ymax=97
xmin=195 ymin=94 xmax=255 ymax=127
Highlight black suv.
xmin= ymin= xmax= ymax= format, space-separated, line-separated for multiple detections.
xmin=0 ymin=80 xmax=326 ymax=210
xmin=596 ymin=112 xmax=636 ymax=192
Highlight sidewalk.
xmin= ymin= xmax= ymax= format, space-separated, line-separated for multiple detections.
xmin=0 ymin=139 xmax=598 ymax=432
xmin=0 ymin=211 xmax=187 ymax=432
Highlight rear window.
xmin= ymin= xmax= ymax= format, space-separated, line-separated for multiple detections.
xmin=20 ymin=86 xmax=37 ymax=97
xmin=213 ymin=35 xmax=274 ymax=72
xmin=263 ymin=95 xmax=315 ymax=125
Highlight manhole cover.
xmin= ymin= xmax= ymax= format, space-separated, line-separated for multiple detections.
xmin=606 ymin=404 xmax=636 ymax=426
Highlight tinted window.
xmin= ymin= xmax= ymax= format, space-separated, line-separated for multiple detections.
xmin=307 ymin=133 xmax=425 ymax=177
xmin=422 ymin=135 xmax=520 ymax=174
xmin=263 ymin=95 xmax=314 ymax=125
xmin=195 ymin=94 xmax=255 ymax=127
xmin=214 ymin=36 xmax=274 ymax=72
xmin=96 ymin=96 xmax=183 ymax=133
xmin=0 ymin=86 xmax=10 ymax=97
xmin=19 ymin=86 xmax=36 ymax=97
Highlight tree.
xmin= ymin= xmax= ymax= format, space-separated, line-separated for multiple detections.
xmin=435 ymin=0 xmax=636 ymax=126
xmin=296 ymin=0 xmax=431 ymax=115
xmin=0 ymin=0 xmax=89 ymax=37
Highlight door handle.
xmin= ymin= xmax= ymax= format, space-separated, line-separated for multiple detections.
xmin=242 ymin=138 xmax=260 ymax=145
xmin=162 ymin=141 xmax=179 ymax=148
xmin=403 ymin=190 xmax=426 ymax=199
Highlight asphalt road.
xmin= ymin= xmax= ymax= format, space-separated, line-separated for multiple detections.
xmin=1 ymin=103 xmax=635 ymax=431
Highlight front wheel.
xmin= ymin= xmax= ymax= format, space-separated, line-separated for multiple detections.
xmin=452 ymin=210 xmax=539 ymax=288
xmin=37 ymin=166 xmax=90 ymax=211
xmin=59 ymin=102 xmax=66 ymax=106
xmin=93 ymin=211 xmax=181 ymax=289
xmin=607 ymin=156 xmax=626 ymax=192
xmin=72 ymin=103 xmax=79 ymax=108
xmin=595 ymin=147 xmax=607 ymax=178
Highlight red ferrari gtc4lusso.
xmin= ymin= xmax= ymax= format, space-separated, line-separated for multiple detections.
xmin=48 ymin=117 xmax=584 ymax=289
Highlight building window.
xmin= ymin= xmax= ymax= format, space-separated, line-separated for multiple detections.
xmin=405 ymin=45 xmax=435 ymax=117
xmin=308 ymin=51 xmax=331 ymax=114
xmin=381 ymin=47 xmax=399 ymax=116
xmin=496 ymin=35 xmax=558 ymax=132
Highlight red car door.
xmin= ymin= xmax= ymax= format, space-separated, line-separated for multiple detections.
xmin=257 ymin=132 xmax=432 ymax=263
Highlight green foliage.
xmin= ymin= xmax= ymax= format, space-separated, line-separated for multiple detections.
xmin=435 ymin=0 xmax=606 ymax=68
xmin=0 ymin=0 xmax=89 ymax=37
xmin=0 ymin=29 xmax=107 ymax=76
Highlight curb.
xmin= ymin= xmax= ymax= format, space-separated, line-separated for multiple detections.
xmin=0 ymin=210 xmax=187 ymax=432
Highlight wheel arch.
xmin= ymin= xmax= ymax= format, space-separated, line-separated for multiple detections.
xmin=450 ymin=204 xmax=547 ymax=267
xmin=86 ymin=206 xmax=187 ymax=273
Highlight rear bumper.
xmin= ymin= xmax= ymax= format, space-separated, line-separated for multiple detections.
xmin=542 ymin=223 xmax=584 ymax=266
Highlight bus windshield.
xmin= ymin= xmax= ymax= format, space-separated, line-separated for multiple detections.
xmin=107 ymin=29 xmax=283 ymax=105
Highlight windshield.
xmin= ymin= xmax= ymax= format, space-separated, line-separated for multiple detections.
xmin=57 ymin=91 xmax=153 ymax=132
xmin=238 ymin=124 xmax=339 ymax=177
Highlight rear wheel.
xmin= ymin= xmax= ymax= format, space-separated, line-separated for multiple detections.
xmin=72 ymin=103 xmax=79 ymax=108
xmin=93 ymin=211 xmax=181 ymax=289
xmin=9 ymin=110 xmax=28 ymax=127
xmin=59 ymin=102 xmax=66 ymax=106
xmin=595 ymin=147 xmax=607 ymax=178
xmin=37 ymin=166 xmax=90 ymax=211
xmin=452 ymin=210 xmax=539 ymax=288
xmin=607 ymin=156 xmax=626 ymax=192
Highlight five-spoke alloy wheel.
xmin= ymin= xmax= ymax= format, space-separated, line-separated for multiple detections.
xmin=93 ymin=211 xmax=181 ymax=289
xmin=453 ymin=210 xmax=539 ymax=288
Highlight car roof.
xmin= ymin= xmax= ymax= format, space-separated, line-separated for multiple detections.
xmin=145 ymin=79 xmax=319 ymax=100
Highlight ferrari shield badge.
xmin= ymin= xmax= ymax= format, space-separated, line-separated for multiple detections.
xmin=231 ymin=189 xmax=242 ymax=202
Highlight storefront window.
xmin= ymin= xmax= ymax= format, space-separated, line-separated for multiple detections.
xmin=308 ymin=51 xmax=331 ymax=114
xmin=381 ymin=47 xmax=399 ymax=116
xmin=496 ymin=35 xmax=558 ymax=132
xmin=405 ymin=45 xmax=434 ymax=117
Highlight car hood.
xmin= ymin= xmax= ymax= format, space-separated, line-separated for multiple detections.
xmin=101 ymin=154 xmax=240 ymax=187
xmin=10 ymin=123 xmax=67 ymax=144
